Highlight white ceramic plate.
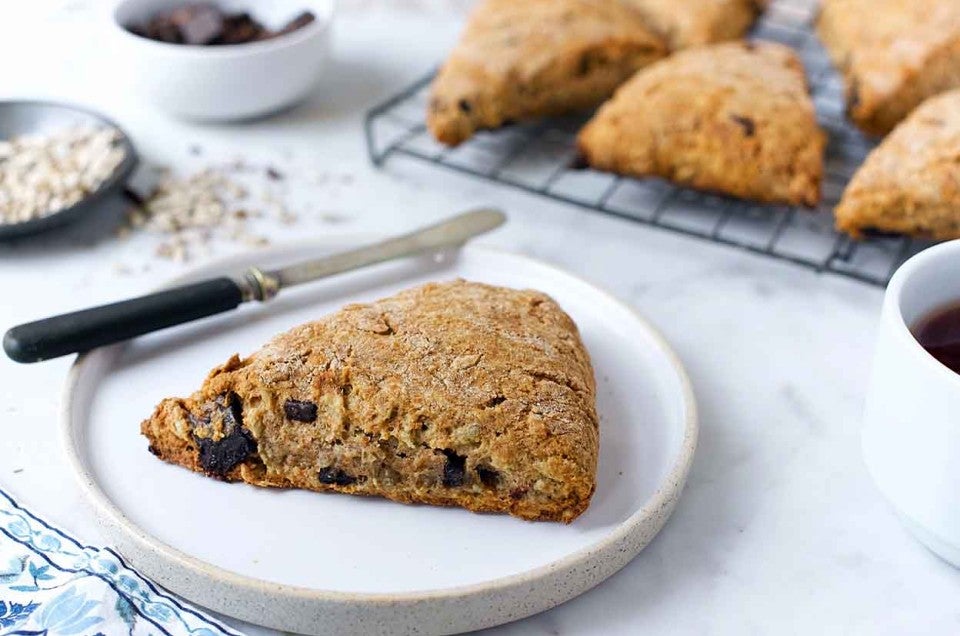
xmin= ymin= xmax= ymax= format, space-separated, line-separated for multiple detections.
xmin=63 ymin=242 xmax=697 ymax=635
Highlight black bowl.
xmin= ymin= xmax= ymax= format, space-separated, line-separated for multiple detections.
xmin=0 ymin=100 xmax=138 ymax=240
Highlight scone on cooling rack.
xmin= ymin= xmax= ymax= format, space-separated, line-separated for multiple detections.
xmin=817 ymin=0 xmax=960 ymax=136
xmin=835 ymin=90 xmax=960 ymax=240
xmin=427 ymin=0 xmax=666 ymax=146
xmin=577 ymin=41 xmax=825 ymax=206
xmin=141 ymin=280 xmax=599 ymax=523
xmin=624 ymin=0 xmax=768 ymax=50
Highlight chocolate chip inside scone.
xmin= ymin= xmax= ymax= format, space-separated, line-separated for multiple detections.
xmin=318 ymin=467 xmax=358 ymax=486
xmin=440 ymin=450 xmax=466 ymax=487
xmin=283 ymin=399 xmax=318 ymax=422
xmin=731 ymin=115 xmax=756 ymax=137
xmin=476 ymin=466 xmax=500 ymax=488
xmin=141 ymin=281 xmax=599 ymax=523
xmin=191 ymin=393 xmax=258 ymax=476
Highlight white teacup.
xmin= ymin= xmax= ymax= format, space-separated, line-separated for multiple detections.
xmin=863 ymin=240 xmax=960 ymax=565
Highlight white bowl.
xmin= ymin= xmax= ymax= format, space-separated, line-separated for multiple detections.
xmin=110 ymin=0 xmax=334 ymax=121
xmin=862 ymin=240 xmax=960 ymax=566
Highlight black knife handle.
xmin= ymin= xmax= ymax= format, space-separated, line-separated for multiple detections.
xmin=3 ymin=277 xmax=244 ymax=363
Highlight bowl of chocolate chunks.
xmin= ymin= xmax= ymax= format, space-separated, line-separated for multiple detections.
xmin=111 ymin=0 xmax=333 ymax=121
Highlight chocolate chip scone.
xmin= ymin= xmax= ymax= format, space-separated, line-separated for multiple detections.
xmin=142 ymin=280 xmax=598 ymax=523
xmin=624 ymin=0 xmax=767 ymax=50
xmin=835 ymin=90 xmax=960 ymax=240
xmin=817 ymin=0 xmax=960 ymax=136
xmin=427 ymin=0 xmax=665 ymax=146
xmin=577 ymin=41 xmax=825 ymax=206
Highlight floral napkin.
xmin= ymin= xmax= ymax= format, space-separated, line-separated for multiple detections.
xmin=0 ymin=487 xmax=243 ymax=636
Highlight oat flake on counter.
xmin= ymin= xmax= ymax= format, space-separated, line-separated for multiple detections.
xmin=123 ymin=164 xmax=289 ymax=262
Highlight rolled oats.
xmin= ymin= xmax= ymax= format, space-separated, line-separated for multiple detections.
xmin=0 ymin=126 xmax=125 ymax=225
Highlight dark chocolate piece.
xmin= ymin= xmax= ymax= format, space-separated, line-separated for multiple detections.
xmin=127 ymin=5 xmax=314 ymax=46
xmin=180 ymin=5 xmax=223 ymax=45
xmin=476 ymin=466 xmax=500 ymax=487
xmin=440 ymin=449 xmax=466 ymax=487
xmin=318 ymin=467 xmax=357 ymax=486
xmin=284 ymin=399 xmax=318 ymax=423
xmin=731 ymin=115 xmax=756 ymax=137
xmin=192 ymin=392 xmax=258 ymax=476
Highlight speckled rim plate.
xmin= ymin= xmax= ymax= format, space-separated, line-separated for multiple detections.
xmin=61 ymin=240 xmax=698 ymax=636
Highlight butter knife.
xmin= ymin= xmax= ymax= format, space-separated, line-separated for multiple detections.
xmin=3 ymin=208 xmax=506 ymax=363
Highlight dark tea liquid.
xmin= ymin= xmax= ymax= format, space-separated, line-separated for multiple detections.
xmin=913 ymin=301 xmax=960 ymax=375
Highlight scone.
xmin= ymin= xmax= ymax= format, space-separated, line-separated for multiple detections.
xmin=427 ymin=0 xmax=666 ymax=146
xmin=141 ymin=280 xmax=599 ymax=523
xmin=625 ymin=0 xmax=767 ymax=50
xmin=817 ymin=0 xmax=960 ymax=136
xmin=835 ymin=90 xmax=960 ymax=240
xmin=577 ymin=41 xmax=825 ymax=206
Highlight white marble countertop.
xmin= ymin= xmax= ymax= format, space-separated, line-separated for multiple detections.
xmin=2 ymin=2 xmax=959 ymax=634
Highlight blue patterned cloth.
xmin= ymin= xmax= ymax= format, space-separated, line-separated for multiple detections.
xmin=0 ymin=488 xmax=243 ymax=636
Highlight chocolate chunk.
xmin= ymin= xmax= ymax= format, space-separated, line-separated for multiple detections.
xmin=731 ymin=115 xmax=756 ymax=137
xmin=577 ymin=51 xmax=608 ymax=77
xmin=509 ymin=486 xmax=527 ymax=500
xmin=476 ymin=466 xmax=500 ymax=487
xmin=458 ymin=99 xmax=472 ymax=114
xmin=144 ymin=19 xmax=182 ymax=43
xmin=277 ymin=11 xmax=315 ymax=36
xmin=284 ymin=399 xmax=318 ymax=422
xmin=441 ymin=449 xmax=466 ymax=487
xmin=179 ymin=5 xmax=223 ymax=45
xmin=193 ymin=392 xmax=258 ymax=476
xmin=198 ymin=428 xmax=257 ymax=476
xmin=217 ymin=13 xmax=264 ymax=44
xmin=128 ymin=5 xmax=311 ymax=46
xmin=318 ymin=467 xmax=356 ymax=486
xmin=219 ymin=392 xmax=243 ymax=431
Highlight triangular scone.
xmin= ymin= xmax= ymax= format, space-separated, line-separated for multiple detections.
xmin=577 ymin=41 xmax=825 ymax=206
xmin=427 ymin=0 xmax=666 ymax=146
xmin=142 ymin=280 xmax=599 ymax=523
xmin=625 ymin=0 xmax=767 ymax=50
xmin=836 ymin=91 xmax=960 ymax=240
xmin=817 ymin=0 xmax=960 ymax=136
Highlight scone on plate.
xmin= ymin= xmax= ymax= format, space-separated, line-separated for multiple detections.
xmin=835 ymin=90 xmax=960 ymax=240
xmin=817 ymin=0 xmax=960 ymax=136
xmin=625 ymin=0 xmax=767 ymax=50
xmin=141 ymin=280 xmax=599 ymax=523
xmin=577 ymin=41 xmax=825 ymax=206
xmin=427 ymin=0 xmax=666 ymax=146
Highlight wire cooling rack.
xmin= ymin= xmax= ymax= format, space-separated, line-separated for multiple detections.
xmin=364 ymin=0 xmax=932 ymax=286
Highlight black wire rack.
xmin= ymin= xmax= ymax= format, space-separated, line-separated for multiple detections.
xmin=364 ymin=0 xmax=932 ymax=287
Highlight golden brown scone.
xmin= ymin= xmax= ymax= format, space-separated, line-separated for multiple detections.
xmin=817 ymin=0 xmax=960 ymax=136
xmin=427 ymin=0 xmax=666 ymax=146
xmin=577 ymin=41 xmax=825 ymax=206
xmin=835 ymin=90 xmax=960 ymax=240
xmin=142 ymin=280 xmax=599 ymax=523
xmin=624 ymin=0 xmax=767 ymax=50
